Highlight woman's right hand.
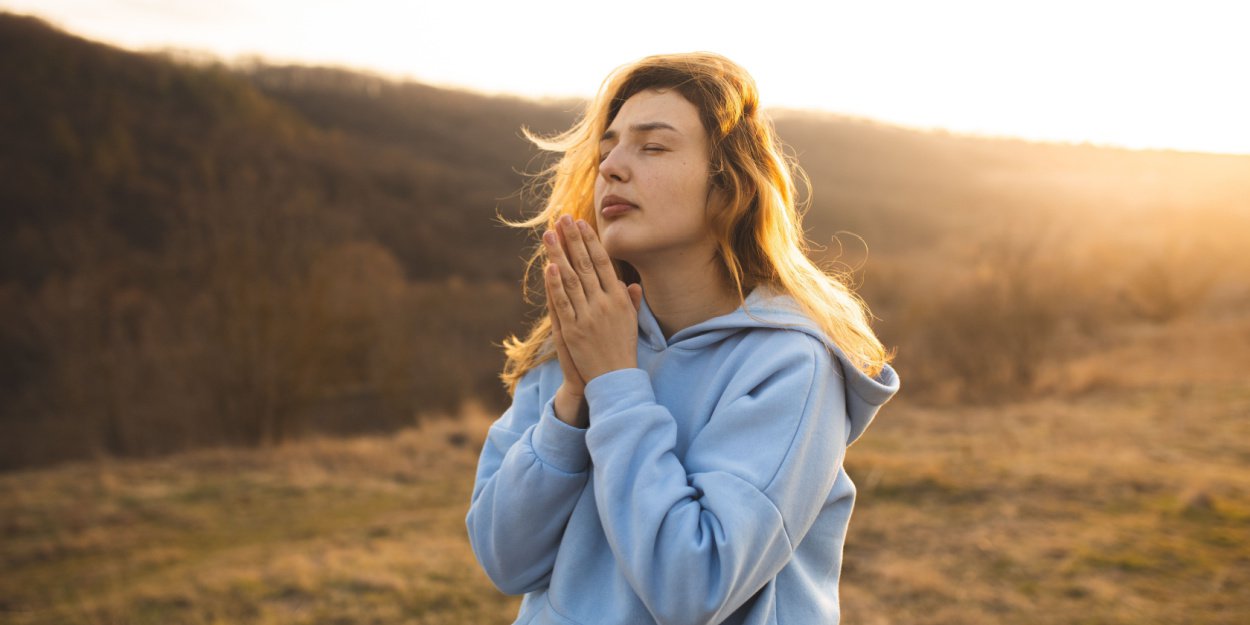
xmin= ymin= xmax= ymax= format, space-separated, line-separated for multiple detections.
xmin=551 ymin=326 xmax=588 ymax=429
xmin=550 ymin=304 xmax=586 ymax=397
xmin=545 ymin=239 xmax=589 ymax=426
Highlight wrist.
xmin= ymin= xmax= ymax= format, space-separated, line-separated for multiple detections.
xmin=554 ymin=386 xmax=589 ymax=428
xmin=556 ymin=384 xmax=584 ymax=402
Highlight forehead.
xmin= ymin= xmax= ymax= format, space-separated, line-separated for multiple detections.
xmin=606 ymin=89 xmax=703 ymax=137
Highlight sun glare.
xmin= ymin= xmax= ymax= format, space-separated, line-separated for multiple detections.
xmin=2 ymin=0 xmax=1247 ymax=154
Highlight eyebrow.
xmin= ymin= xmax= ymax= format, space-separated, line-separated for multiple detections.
xmin=600 ymin=121 xmax=680 ymax=142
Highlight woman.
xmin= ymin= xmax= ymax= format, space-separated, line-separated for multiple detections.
xmin=466 ymin=52 xmax=899 ymax=625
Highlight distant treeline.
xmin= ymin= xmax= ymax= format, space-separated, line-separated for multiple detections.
xmin=2 ymin=12 xmax=1248 ymax=470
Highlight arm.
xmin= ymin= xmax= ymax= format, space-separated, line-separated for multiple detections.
xmin=583 ymin=334 xmax=848 ymax=625
xmin=465 ymin=364 xmax=591 ymax=595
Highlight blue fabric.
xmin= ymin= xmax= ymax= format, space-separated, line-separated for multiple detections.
xmin=467 ymin=285 xmax=900 ymax=624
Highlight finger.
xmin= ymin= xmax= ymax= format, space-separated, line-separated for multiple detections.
xmin=627 ymin=283 xmax=643 ymax=313
xmin=544 ymin=261 xmax=578 ymax=324
xmin=546 ymin=273 xmax=583 ymax=383
xmin=547 ymin=281 xmax=570 ymax=353
xmin=547 ymin=280 xmax=562 ymax=332
xmin=559 ymin=217 xmax=604 ymax=295
xmin=551 ymin=308 xmax=576 ymax=362
xmin=577 ymin=220 xmax=621 ymax=295
xmin=545 ymin=228 xmax=587 ymax=315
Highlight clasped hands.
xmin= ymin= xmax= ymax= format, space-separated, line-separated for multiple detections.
xmin=543 ymin=215 xmax=643 ymax=404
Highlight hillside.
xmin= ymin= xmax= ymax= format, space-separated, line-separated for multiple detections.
xmin=2 ymin=12 xmax=1249 ymax=470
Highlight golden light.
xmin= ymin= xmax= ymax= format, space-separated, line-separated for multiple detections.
xmin=3 ymin=0 xmax=1246 ymax=154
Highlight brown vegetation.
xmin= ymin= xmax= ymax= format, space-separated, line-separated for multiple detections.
xmin=2 ymin=11 xmax=1249 ymax=474
xmin=2 ymin=356 xmax=1246 ymax=623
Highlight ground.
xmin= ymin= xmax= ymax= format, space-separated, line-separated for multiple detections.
xmin=2 ymin=316 xmax=1248 ymax=624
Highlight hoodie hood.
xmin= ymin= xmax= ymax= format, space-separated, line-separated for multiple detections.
xmin=636 ymin=284 xmax=900 ymax=445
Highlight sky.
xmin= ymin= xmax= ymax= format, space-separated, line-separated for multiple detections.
xmin=4 ymin=0 xmax=1248 ymax=155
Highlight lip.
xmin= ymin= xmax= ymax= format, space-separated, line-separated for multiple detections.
xmin=602 ymin=204 xmax=637 ymax=218
xmin=601 ymin=194 xmax=638 ymax=218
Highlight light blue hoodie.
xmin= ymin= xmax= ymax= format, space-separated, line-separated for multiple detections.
xmin=466 ymin=285 xmax=900 ymax=625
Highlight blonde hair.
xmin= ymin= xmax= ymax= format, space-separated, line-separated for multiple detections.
xmin=496 ymin=52 xmax=894 ymax=395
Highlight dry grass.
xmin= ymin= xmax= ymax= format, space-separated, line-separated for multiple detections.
xmin=0 ymin=400 xmax=522 ymax=624
xmin=843 ymin=312 xmax=1250 ymax=625
xmin=842 ymin=386 xmax=1250 ymax=625
xmin=2 ymin=319 xmax=1247 ymax=624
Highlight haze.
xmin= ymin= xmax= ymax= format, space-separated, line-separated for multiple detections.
xmin=3 ymin=0 xmax=1247 ymax=154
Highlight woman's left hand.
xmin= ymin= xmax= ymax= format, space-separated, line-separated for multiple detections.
xmin=544 ymin=215 xmax=644 ymax=383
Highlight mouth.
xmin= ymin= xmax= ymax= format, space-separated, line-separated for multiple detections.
xmin=601 ymin=195 xmax=638 ymax=218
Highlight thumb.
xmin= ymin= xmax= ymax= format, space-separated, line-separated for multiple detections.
xmin=626 ymin=283 xmax=643 ymax=313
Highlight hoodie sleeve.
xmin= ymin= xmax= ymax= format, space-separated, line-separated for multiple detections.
xmin=465 ymin=363 xmax=591 ymax=595
xmin=582 ymin=332 xmax=848 ymax=625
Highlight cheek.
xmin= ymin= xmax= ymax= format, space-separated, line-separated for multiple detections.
xmin=672 ymin=161 xmax=712 ymax=220
xmin=653 ymin=160 xmax=704 ymax=198
xmin=592 ymin=177 xmax=605 ymax=203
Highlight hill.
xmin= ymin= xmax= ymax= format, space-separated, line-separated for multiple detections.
xmin=2 ymin=11 xmax=1248 ymax=469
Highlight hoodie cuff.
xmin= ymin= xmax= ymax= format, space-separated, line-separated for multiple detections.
xmin=530 ymin=395 xmax=591 ymax=474
xmin=584 ymin=368 xmax=656 ymax=420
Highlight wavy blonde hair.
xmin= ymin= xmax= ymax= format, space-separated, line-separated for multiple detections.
xmin=496 ymin=52 xmax=894 ymax=395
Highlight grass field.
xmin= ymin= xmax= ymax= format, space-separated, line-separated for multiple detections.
xmin=3 ymin=316 xmax=1248 ymax=624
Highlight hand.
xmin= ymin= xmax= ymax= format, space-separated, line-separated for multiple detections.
xmin=547 ymin=274 xmax=587 ymax=398
xmin=547 ymin=263 xmax=589 ymax=428
xmin=543 ymin=215 xmax=643 ymax=384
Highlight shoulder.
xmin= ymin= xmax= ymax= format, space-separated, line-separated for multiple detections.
xmin=725 ymin=328 xmax=840 ymax=393
xmin=684 ymin=328 xmax=846 ymax=493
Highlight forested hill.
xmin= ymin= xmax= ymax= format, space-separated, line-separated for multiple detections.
xmin=0 ymin=12 xmax=581 ymax=288
xmin=3 ymin=12 xmax=1248 ymax=471
xmin=0 ymin=12 xmax=580 ymax=468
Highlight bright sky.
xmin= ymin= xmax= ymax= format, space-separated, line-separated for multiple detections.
xmin=5 ymin=0 xmax=1248 ymax=155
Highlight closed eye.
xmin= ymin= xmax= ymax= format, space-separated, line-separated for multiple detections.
xmin=599 ymin=145 xmax=667 ymax=163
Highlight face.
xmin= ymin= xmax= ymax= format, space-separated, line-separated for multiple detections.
xmin=593 ymin=88 xmax=722 ymax=269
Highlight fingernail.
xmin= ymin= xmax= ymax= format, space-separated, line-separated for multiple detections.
xmin=543 ymin=231 xmax=555 ymax=245
xmin=577 ymin=220 xmax=589 ymax=231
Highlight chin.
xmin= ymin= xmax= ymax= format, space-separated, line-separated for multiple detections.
xmin=601 ymin=241 xmax=636 ymax=265
xmin=599 ymin=228 xmax=644 ymax=265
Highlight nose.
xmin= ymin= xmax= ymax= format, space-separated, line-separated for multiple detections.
xmin=598 ymin=147 xmax=629 ymax=183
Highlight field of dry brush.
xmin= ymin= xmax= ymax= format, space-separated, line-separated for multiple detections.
xmin=4 ymin=311 xmax=1247 ymax=624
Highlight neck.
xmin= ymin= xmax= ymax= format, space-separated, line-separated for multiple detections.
xmin=631 ymin=247 xmax=743 ymax=341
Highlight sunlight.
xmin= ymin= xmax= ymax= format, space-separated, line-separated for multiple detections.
xmin=2 ymin=0 xmax=1246 ymax=154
